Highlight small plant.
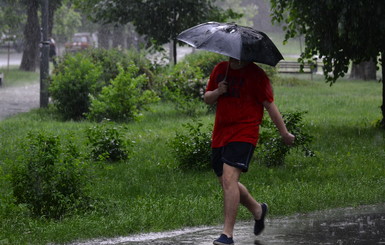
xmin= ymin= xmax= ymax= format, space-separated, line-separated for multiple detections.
xmin=257 ymin=111 xmax=314 ymax=167
xmin=169 ymin=120 xmax=212 ymax=170
xmin=86 ymin=121 xmax=132 ymax=162
xmin=49 ymin=53 xmax=103 ymax=120
xmin=86 ymin=65 xmax=159 ymax=122
xmin=10 ymin=131 xmax=91 ymax=219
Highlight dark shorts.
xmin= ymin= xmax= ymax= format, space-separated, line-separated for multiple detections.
xmin=211 ymin=142 xmax=255 ymax=177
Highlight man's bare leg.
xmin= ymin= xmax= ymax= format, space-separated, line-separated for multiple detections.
xmin=219 ymin=164 xmax=242 ymax=237
xmin=238 ymin=182 xmax=263 ymax=220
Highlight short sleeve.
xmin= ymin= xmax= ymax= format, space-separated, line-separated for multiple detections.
xmin=206 ymin=70 xmax=218 ymax=92
xmin=206 ymin=61 xmax=227 ymax=92
xmin=254 ymin=68 xmax=274 ymax=103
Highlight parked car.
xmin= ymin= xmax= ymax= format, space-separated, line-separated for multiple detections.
xmin=65 ymin=33 xmax=94 ymax=53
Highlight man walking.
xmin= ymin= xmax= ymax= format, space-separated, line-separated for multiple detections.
xmin=204 ymin=58 xmax=295 ymax=245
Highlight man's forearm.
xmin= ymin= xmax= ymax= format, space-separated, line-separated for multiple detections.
xmin=263 ymin=102 xmax=289 ymax=136
xmin=204 ymin=90 xmax=221 ymax=105
xmin=204 ymin=81 xmax=228 ymax=105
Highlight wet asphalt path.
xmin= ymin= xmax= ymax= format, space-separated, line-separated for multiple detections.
xmin=0 ymin=83 xmax=39 ymax=121
xmin=75 ymin=203 xmax=385 ymax=245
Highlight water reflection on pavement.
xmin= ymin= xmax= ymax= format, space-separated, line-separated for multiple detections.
xmin=76 ymin=203 xmax=385 ymax=245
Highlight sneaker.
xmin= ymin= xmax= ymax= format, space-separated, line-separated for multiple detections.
xmin=254 ymin=203 xmax=268 ymax=236
xmin=213 ymin=234 xmax=234 ymax=245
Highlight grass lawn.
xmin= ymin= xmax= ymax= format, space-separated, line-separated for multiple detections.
xmin=0 ymin=66 xmax=39 ymax=87
xmin=0 ymin=76 xmax=384 ymax=244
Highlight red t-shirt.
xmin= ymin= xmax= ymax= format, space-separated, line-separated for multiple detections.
xmin=206 ymin=61 xmax=274 ymax=148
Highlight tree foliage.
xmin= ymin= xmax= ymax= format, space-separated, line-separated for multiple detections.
xmin=271 ymin=0 xmax=385 ymax=81
xmin=80 ymin=0 xmax=237 ymax=44
xmin=0 ymin=0 xmax=25 ymax=38
xmin=75 ymin=0 xmax=240 ymax=63
xmin=270 ymin=0 xmax=385 ymax=127
xmin=52 ymin=1 xmax=82 ymax=44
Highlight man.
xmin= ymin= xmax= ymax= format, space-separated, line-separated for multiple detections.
xmin=204 ymin=58 xmax=295 ymax=245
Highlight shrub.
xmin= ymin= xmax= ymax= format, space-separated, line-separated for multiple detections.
xmin=257 ymin=111 xmax=315 ymax=167
xmin=49 ymin=53 xmax=103 ymax=120
xmin=86 ymin=65 xmax=159 ymax=122
xmin=181 ymin=51 xmax=226 ymax=77
xmin=157 ymin=62 xmax=208 ymax=116
xmin=86 ymin=121 xmax=132 ymax=162
xmin=125 ymin=48 xmax=158 ymax=89
xmin=10 ymin=131 xmax=91 ymax=219
xmin=169 ymin=120 xmax=212 ymax=170
xmin=84 ymin=48 xmax=154 ymax=88
xmin=50 ymin=48 xmax=157 ymax=121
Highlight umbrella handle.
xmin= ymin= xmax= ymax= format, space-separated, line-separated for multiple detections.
xmin=224 ymin=59 xmax=230 ymax=82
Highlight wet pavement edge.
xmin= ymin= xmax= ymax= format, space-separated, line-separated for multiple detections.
xmin=73 ymin=203 xmax=385 ymax=245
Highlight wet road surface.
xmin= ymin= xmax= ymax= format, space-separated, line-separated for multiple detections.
xmin=0 ymin=83 xmax=39 ymax=121
xmin=76 ymin=203 xmax=385 ymax=245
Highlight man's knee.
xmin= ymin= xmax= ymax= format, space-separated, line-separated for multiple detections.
xmin=221 ymin=164 xmax=241 ymax=189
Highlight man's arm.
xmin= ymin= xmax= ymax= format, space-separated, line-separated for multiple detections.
xmin=204 ymin=81 xmax=227 ymax=105
xmin=263 ymin=101 xmax=295 ymax=145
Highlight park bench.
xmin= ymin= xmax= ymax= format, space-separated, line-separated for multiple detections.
xmin=277 ymin=61 xmax=318 ymax=80
xmin=0 ymin=72 xmax=3 ymax=86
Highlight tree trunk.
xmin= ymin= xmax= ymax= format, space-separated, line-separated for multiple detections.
xmin=48 ymin=1 xmax=55 ymax=37
xmin=173 ymin=38 xmax=177 ymax=65
xmin=98 ymin=25 xmax=110 ymax=49
xmin=350 ymin=59 xmax=377 ymax=80
xmin=112 ymin=26 xmax=125 ymax=49
xmin=48 ymin=0 xmax=62 ymax=37
xmin=20 ymin=0 xmax=40 ymax=71
xmin=380 ymin=52 xmax=385 ymax=129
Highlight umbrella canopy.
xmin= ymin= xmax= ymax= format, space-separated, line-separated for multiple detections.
xmin=177 ymin=22 xmax=284 ymax=66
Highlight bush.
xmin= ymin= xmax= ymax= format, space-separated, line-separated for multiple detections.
xmin=181 ymin=51 xmax=226 ymax=77
xmin=49 ymin=53 xmax=103 ymax=120
xmin=86 ymin=65 xmax=159 ymax=122
xmin=257 ymin=111 xmax=315 ymax=167
xmin=50 ymin=48 xmax=157 ymax=121
xmin=84 ymin=48 xmax=154 ymax=88
xmin=157 ymin=62 xmax=208 ymax=116
xmin=169 ymin=120 xmax=212 ymax=170
xmin=10 ymin=131 xmax=91 ymax=219
xmin=86 ymin=121 xmax=132 ymax=162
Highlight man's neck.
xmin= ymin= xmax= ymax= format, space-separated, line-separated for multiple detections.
xmin=230 ymin=61 xmax=248 ymax=70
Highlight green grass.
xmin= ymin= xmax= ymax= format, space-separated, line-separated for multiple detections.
xmin=0 ymin=67 xmax=39 ymax=87
xmin=0 ymin=77 xmax=384 ymax=244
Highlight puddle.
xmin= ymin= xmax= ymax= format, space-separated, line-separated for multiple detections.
xmin=72 ymin=203 xmax=385 ymax=245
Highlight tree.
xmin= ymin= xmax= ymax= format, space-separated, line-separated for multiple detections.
xmin=52 ymin=3 xmax=82 ymax=46
xmin=270 ymin=0 xmax=385 ymax=128
xmin=0 ymin=0 xmax=25 ymax=59
xmin=0 ymin=1 xmax=25 ymax=39
xmin=19 ymin=0 xmax=40 ymax=71
xmin=19 ymin=0 xmax=63 ymax=71
xmin=76 ymin=0 xmax=240 ymax=64
xmin=350 ymin=60 xmax=377 ymax=81
xmin=48 ymin=0 xmax=64 ymax=37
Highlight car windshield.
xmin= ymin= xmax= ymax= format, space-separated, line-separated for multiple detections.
xmin=73 ymin=36 xmax=88 ymax=43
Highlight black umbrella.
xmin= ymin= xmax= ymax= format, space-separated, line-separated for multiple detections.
xmin=177 ymin=22 xmax=283 ymax=66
